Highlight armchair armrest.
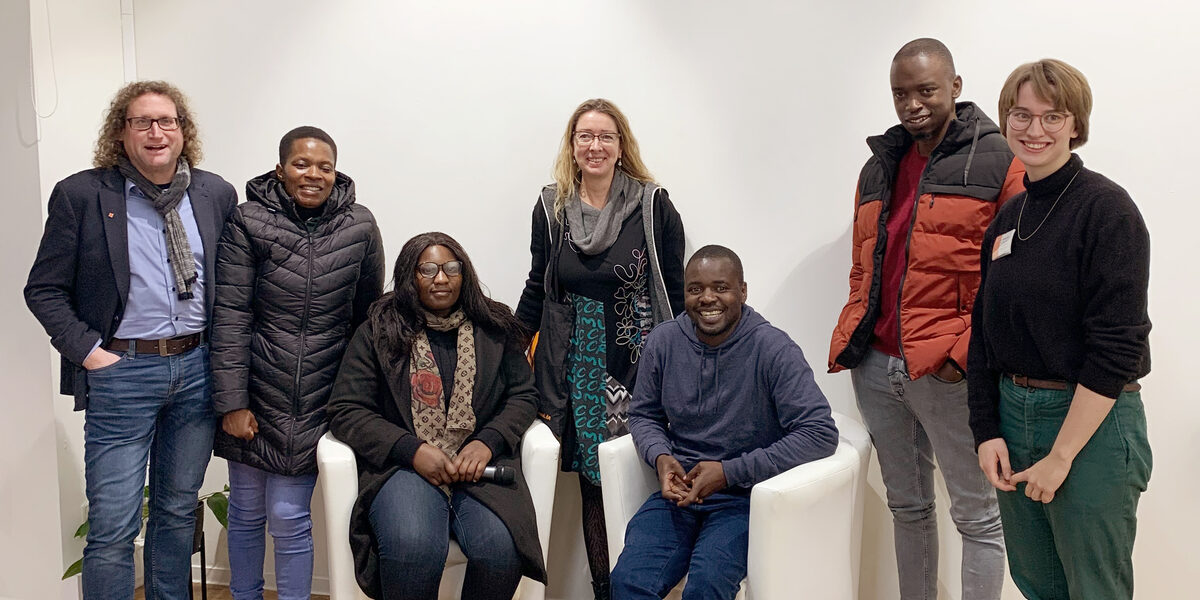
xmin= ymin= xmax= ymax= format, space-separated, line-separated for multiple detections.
xmin=747 ymin=441 xmax=858 ymax=599
xmin=597 ymin=434 xmax=659 ymax=563
xmin=517 ymin=420 xmax=560 ymax=600
xmin=316 ymin=431 xmax=367 ymax=600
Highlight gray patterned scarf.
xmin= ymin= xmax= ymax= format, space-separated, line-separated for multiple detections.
xmin=117 ymin=156 xmax=197 ymax=300
xmin=566 ymin=170 xmax=642 ymax=255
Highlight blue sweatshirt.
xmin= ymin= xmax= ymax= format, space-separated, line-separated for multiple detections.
xmin=628 ymin=305 xmax=838 ymax=488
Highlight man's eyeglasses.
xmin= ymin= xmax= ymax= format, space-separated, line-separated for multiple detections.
xmin=574 ymin=131 xmax=620 ymax=146
xmin=416 ymin=261 xmax=463 ymax=279
xmin=1006 ymin=110 xmax=1071 ymax=133
xmin=126 ymin=117 xmax=183 ymax=131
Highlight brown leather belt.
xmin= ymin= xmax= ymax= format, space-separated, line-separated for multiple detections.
xmin=1008 ymin=374 xmax=1141 ymax=393
xmin=106 ymin=332 xmax=203 ymax=357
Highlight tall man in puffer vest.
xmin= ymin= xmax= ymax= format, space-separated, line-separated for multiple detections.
xmin=828 ymin=38 xmax=1024 ymax=600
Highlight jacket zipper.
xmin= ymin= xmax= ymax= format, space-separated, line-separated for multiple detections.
xmin=287 ymin=228 xmax=315 ymax=472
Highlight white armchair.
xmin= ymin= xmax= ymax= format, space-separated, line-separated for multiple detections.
xmin=598 ymin=412 xmax=873 ymax=600
xmin=317 ymin=420 xmax=560 ymax=600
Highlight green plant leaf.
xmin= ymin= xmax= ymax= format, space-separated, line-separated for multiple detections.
xmin=62 ymin=558 xmax=83 ymax=579
xmin=206 ymin=493 xmax=229 ymax=529
xmin=74 ymin=520 xmax=89 ymax=539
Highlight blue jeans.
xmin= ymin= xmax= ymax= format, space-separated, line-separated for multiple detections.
xmin=226 ymin=461 xmax=317 ymax=600
xmin=82 ymin=345 xmax=215 ymax=600
xmin=369 ymin=469 xmax=521 ymax=600
xmin=851 ymin=348 xmax=1005 ymax=600
xmin=610 ymin=491 xmax=750 ymax=600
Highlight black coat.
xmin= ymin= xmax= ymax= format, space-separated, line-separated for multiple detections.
xmin=211 ymin=172 xmax=384 ymax=475
xmin=24 ymin=167 xmax=238 ymax=410
xmin=328 ymin=319 xmax=547 ymax=598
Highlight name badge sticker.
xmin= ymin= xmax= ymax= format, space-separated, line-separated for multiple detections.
xmin=992 ymin=229 xmax=1015 ymax=260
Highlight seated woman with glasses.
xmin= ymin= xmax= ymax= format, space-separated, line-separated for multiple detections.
xmin=968 ymin=59 xmax=1152 ymax=600
xmin=328 ymin=232 xmax=547 ymax=600
xmin=211 ymin=126 xmax=384 ymax=600
xmin=515 ymin=98 xmax=685 ymax=599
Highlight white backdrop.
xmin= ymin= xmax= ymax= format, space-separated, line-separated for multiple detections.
xmin=16 ymin=0 xmax=1199 ymax=598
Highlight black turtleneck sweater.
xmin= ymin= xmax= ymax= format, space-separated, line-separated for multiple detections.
xmin=967 ymin=154 xmax=1151 ymax=447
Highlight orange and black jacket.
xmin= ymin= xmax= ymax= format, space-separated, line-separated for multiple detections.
xmin=829 ymin=102 xmax=1025 ymax=380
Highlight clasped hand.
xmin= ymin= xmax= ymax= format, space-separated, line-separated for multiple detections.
xmin=978 ymin=437 xmax=1070 ymax=503
xmin=656 ymin=455 xmax=727 ymax=507
xmin=413 ymin=440 xmax=493 ymax=487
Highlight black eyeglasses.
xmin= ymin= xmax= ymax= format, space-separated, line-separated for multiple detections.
xmin=416 ymin=261 xmax=463 ymax=279
xmin=126 ymin=117 xmax=183 ymax=131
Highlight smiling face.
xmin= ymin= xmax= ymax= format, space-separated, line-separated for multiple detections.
xmin=1006 ymin=82 xmax=1078 ymax=181
xmin=276 ymin=138 xmax=337 ymax=209
xmin=572 ymin=110 xmax=622 ymax=183
xmin=121 ymin=93 xmax=184 ymax=184
xmin=890 ymin=54 xmax=962 ymax=156
xmin=684 ymin=257 xmax=747 ymax=347
xmin=415 ymin=244 xmax=463 ymax=317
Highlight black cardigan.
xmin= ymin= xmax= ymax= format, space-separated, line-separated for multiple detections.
xmin=327 ymin=319 xmax=546 ymax=598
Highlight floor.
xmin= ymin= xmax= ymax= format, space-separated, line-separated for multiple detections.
xmin=133 ymin=585 xmax=330 ymax=600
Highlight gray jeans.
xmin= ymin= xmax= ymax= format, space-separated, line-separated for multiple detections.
xmin=851 ymin=348 xmax=1004 ymax=600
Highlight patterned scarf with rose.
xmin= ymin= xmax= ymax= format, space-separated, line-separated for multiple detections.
xmin=410 ymin=309 xmax=477 ymax=458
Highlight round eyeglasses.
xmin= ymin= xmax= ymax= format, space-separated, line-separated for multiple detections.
xmin=416 ymin=260 xmax=463 ymax=279
xmin=1007 ymin=110 xmax=1071 ymax=133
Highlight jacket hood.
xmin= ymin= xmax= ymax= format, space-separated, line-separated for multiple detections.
xmin=245 ymin=170 xmax=357 ymax=221
xmin=676 ymin=304 xmax=768 ymax=352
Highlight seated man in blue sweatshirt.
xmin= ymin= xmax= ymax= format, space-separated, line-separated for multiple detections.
xmin=611 ymin=244 xmax=839 ymax=600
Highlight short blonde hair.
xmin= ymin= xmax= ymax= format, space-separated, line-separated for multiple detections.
xmin=93 ymin=80 xmax=203 ymax=168
xmin=998 ymin=59 xmax=1092 ymax=149
xmin=551 ymin=98 xmax=653 ymax=220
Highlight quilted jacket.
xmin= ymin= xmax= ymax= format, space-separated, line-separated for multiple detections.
xmin=211 ymin=171 xmax=384 ymax=475
xmin=829 ymin=102 xmax=1025 ymax=379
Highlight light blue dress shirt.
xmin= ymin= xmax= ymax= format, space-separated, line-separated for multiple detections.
xmin=112 ymin=179 xmax=207 ymax=340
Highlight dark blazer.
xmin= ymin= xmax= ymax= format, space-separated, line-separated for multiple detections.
xmin=24 ymin=166 xmax=238 ymax=410
xmin=328 ymin=318 xmax=547 ymax=598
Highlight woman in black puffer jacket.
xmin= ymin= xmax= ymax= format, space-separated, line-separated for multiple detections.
xmin=211 ymin=126 xmax=384 ymax=600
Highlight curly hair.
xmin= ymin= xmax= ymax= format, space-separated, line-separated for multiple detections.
xmin=368 ymin=232 xmax=527 ymax=362
xmin=93 ymin=80 xmax=203 ymax=168
xmin=551 ymin=98 xmax=654 ymax=220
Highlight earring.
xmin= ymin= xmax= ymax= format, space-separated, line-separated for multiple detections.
xmin=617 ymin=158 xmax=623 ymax=168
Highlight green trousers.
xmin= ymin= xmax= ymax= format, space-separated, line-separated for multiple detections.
xmin=996 ymin=377 xmax=1152 ymax=600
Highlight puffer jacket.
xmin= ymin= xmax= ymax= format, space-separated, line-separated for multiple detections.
xmin=211 ymin=171 xmax=384 ymax=475
xmin=829 ymin=102 xmax=1025 ymax=380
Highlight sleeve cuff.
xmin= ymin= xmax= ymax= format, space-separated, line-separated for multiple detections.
xmin=641 ymin=442 xmax=673 ymax=469
xmin=720 ymin=458 xmax=749 ymax=488
xmin=388 ymin=435 xmax=424 ymax=468
xmin=473 ymin=428 xmax=509 ymax=458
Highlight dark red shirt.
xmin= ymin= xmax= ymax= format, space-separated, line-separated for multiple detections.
xmin=872 ymin=145 xmax=928 ymax=357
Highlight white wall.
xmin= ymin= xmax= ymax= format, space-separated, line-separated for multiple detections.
xmin=24 ymin=0 xmax=1198 ymax=598
xmin=0 ymin=1 xmax=65 ymax=597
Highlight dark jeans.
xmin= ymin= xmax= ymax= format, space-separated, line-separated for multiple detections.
xmin=81 ymin=345 xmax=215 ymax=600
xmin=997 ymin=378 xmax=1152 ymax=600
xmin=610 ymin=492 xmax=750 ymax=600
xmin=369 ymin=469 xmax=521 ymax=600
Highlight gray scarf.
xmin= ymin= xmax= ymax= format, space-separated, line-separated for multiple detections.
xmin=117 ymin=156 xmax=197 ymax=300
xmin=566 ymin=170 xmax=643 ymax=255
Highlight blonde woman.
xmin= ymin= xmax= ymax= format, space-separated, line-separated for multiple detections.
xmin=516 ymin=98 xmax=685 ymax=598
